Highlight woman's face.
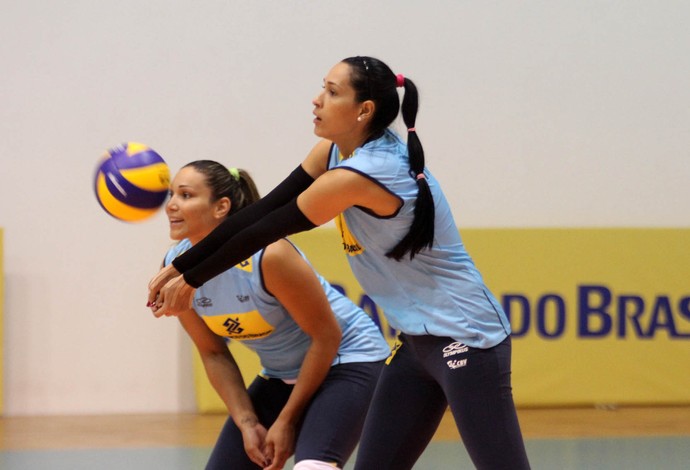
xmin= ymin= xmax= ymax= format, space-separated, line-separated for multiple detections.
xmin=166 ymin=167 xmax=228 ymax=244
xmin=312 ymin=61 xmax=364 ymax=143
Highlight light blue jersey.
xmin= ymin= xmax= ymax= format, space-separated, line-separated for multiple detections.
xmin=165 ymin=239 xmax=389 ymax=380
xmin=328 ymin=129 xmax=511 ymax=348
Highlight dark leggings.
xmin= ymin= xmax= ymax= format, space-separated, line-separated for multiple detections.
xmin=206 ymin=361 xmax=383 ymax=469
xmin=354 ymin=335 xmax=530 ymax=470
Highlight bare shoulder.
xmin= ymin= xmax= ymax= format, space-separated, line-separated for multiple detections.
xmin=302 ymin=139 xmax=332 ymax=177
xmin=260 ymin=239 xmax=312 ymax=288
xmin=303 ymin=167 xmax=400 ymax=220
xmin=261 ymin=239 xmax=301 ymax=271
xmin=261 ymin=239 xmax=324 ymax=302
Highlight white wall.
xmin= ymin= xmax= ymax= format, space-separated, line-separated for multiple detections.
xmin=1 ymin=0 xmax=688 ymax=416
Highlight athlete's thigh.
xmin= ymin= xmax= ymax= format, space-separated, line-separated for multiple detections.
xmin=434 ymin=336 xmax=530 ymax=470
xmin=295 ymin=361 xmax=383 ymax=468
xmin=206 ymin=376 xmax=293 ymax=470
xmin=206 ymin=416 xmax=259 ymax=470
xmin=354 ymin=339 xmax=447 ymax=470
xmin=247 ymin=376 xmax=294 ymax=426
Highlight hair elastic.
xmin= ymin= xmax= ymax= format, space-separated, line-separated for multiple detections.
xmin=416 ymin=173 xmax=426 ymax=181
xmin=396 ymin=74 xmax=405 ymax=87
xmin=228 ymin=167 xmax=241 ymax=181
xmin=407 ymin=127 xmax=416 ymax=133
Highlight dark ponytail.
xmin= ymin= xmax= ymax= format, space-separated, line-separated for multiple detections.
xmin=182 ymin=161 xmax=261 ymax=216
xmin=386 ymin=78 xmax=435 ymax=260
xmin=343 ymin=56 xmax=435 ymax=260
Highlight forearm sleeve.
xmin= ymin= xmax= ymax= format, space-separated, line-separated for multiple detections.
xmin=172 ymin=165 xmax=314 ymax=273
xmin=183 ymin=198 xmax=316 ymax=288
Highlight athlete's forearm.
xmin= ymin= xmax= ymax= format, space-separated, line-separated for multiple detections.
xmin=183 ymin=198 xmax=316 ymax=288
xmin=202 ymin=350 xmax=258 ymax=427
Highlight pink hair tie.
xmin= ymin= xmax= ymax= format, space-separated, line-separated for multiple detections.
xmin=396 ymin=74 xmax=405 ymax=87
xmin=416 ymin=173 xmax=426 ymax=181
xmin=407 ymin=127 xmax=416 ymax=133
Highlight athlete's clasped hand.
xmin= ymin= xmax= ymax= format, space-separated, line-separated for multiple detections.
xmin=236 ymin=416 xmax=291 ymax=469
xmin=238 ymin=419 xmax=270 ymax=468
xmin=147 ymin=264 xmax=196 ymax=317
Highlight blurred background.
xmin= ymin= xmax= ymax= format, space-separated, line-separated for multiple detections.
xmin=1 ymin=0 xmax=689 ymax=418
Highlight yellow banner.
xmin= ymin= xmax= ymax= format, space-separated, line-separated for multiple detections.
xmin=193 ymin=228 xmax=690 ymax=411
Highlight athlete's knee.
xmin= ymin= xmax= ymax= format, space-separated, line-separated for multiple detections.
xmin=294 ymin=459 xmax=340 ymax=470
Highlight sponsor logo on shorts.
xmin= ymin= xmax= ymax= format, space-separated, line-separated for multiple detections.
xmin=447 ymin=359 xmax=468 ymax=369
xmin=442 ymin=341 xmax=468 ymax=358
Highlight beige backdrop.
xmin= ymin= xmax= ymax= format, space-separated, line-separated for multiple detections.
xmin=193 ymin=228 xmax=690 ymax=412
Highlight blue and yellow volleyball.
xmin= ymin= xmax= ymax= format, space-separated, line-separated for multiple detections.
xmin=94 ymin=142 xmax=170 ymax=222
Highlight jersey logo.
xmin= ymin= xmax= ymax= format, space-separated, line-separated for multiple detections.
xmin=203 ymin=310 xmax=274 ymax=340
xmin=195 ymin=297 xmax=213 ymax=308
xmin=223 ymin=317 xmax=244 ymax=335
xmin=335 ymin=213 xmax=364 ymax=256
xmin=234 ymin=258 xmax=253 ymax=273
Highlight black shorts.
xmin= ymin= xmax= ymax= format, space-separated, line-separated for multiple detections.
xmin=206 ymin=360 xmax=383 ymax=469
xmin=354 ymin=334 xmax=530 ymax=470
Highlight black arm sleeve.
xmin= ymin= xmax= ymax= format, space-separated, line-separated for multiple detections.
xmin=172 ymin=165 xmax=314 ymax=273
xmin=183 ymin=198 xmax=316 ymax=288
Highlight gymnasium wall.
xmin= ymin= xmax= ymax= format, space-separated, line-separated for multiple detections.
xmin=1 ymin=228 xmax=3 ymax=414
xmin=1 ymin=1 xmax=688 ymax=415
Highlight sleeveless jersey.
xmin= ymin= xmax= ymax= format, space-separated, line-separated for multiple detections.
xmin=165 ymin=239 xmax=390 ymax=380
xmin=327 ymin=129 xmax=511 ymax=348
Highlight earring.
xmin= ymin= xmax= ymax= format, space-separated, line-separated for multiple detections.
xmin=357 ymin=116 xmax=362 ymax=122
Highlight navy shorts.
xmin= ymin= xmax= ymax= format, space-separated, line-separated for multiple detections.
xmin=206 ymin=360 xmax=383 ymax=469
xmin=354 ymin=334 xmax=530 ymax=470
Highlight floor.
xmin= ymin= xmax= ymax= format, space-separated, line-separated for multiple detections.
xmin=2 ymin=407 xmax=690 ymax=469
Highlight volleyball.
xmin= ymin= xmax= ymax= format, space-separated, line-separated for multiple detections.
xmin=94 ymin=142 xmax=170 ymax=222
